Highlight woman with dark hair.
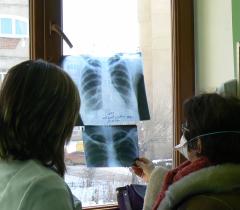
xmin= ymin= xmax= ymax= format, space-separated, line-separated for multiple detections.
xmin=132 ymin=93 xmax=240 ymax=210
xmin=0 ymin=60 xmax=81 ymax=210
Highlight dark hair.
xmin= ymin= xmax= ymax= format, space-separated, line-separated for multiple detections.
xmin=0 ymin=59 xmax=80 ymax=176
xmin=183 ymin=93 xmax=240 ymax=164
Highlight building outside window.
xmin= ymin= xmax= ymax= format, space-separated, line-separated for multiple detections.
xmin=0 ymin=0 xmax=29 ymax=84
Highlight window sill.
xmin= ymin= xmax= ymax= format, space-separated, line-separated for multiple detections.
xmin=83 ymin=204 xmax=119 ymax=210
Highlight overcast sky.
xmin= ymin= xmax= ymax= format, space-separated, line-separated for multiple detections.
xmin=63 ymin=0 xmax=139 ymax=56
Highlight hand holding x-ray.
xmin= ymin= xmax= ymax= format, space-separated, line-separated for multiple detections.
xmin=132 ymin=157 xmax=155 ymax=182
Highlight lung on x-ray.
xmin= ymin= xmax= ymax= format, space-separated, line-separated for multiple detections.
xmin=61 ymin=53 xmax=150 ymax=125
xmin=82 ymin=125 xmax=139 ymax=167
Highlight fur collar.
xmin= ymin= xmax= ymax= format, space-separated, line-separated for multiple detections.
xmin=158 ymin=164 xmax=240 ymax=210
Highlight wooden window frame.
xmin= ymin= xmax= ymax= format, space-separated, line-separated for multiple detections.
xmin=171 ymin=0 xmax=195 ymax=167
xmin=29 ymin=0 xmax=195 ymax=208
xmin=83 ymin=204 xmax=119 ymax=210
xmin=30 ymin=0 xmax=62 ymax=63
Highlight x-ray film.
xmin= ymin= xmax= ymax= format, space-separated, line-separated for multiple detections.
xmin=82 ymin=125 xmax=139 ymax=167
xmin=61 ymin=53 xmax=150 ymax=125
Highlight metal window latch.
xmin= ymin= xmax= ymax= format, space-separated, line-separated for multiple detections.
xmin=50 ymin=22 xmax=73 ymax=48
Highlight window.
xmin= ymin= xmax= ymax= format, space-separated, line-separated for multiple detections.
xmin=62 ymin=0 xmax=173 ymax=206
xmin=0 ymin=18 xmax=12 ymax=34
xmin=0 ymin=16 xmax=28 ymax=38
xmin=0 ymin=0 xmax=195 ymax=208
xmin=30 ymin=0 xmax=195 ymax=208
xmin=16 ymin=19 xmax=28 ymax=35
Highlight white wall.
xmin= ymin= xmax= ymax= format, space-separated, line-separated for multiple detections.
xmin=194 ymin=0 xmax=234 ymax=93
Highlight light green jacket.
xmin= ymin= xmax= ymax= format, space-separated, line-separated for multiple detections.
xmin=144 ymin=164 xmax=240 ymax=210
xmin=0 ymin=159 xmax=74 ymax=210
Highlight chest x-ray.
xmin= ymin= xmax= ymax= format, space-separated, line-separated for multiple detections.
xmin=61 ymin=53 xmax=150 ymax=125
xmin=82 ymin=125 xmax=138 ymax=167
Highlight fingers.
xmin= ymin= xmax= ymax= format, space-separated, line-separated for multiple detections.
xmin=135 ymin=157 xmax=152 ymax=169
xmin=130 ymin=157 xmax=155 ymax=183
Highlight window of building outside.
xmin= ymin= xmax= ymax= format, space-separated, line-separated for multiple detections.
xmin=0 ymin=18 xmax=12 ymax=34
xmin=63 ymin=0 xmax=173 ymax=207
xmin=0 ymin=0 xmax=29 ymax=84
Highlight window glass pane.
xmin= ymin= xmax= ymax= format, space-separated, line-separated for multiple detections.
xmin=63 ymin=0 xmax=138 ymax=55
xmin=15 ymin=19 xmax=27 ymax=35
xmin=63 ymin=0 xmax=172 ymax=207
xmin=0 ymin=0 xmax=29 ymax=84
xmin=1 ymin=18 xmax=12 ymax=34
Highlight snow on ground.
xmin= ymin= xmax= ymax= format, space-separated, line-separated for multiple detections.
xmin=64 ymin=159 xmax=172 ymax=207
xmin=65 ymin=165 xmax=141 ymax=207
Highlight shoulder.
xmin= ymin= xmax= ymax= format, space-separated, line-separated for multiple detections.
xmin=158 ymin=163 xmax=240 ymax=210
xmin=168 ymin=163 xmax=240 ymax=196
xmin=14 ymin=160 xmax=66 ymax=189
xmin=0 ymin=160 xmax=72 ymax=210
xmin=21 ymin=160 xmax=71 ymax=207
xmin=177 ymin=193 xmax=240 ymax=210
xmin=0 ymin=159 xmax=65 ymax=188
xmin=19 ymin=174 xmax=73 ymax=210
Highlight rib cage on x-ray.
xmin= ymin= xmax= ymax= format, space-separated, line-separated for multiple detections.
xmin=61 ymin=53 xmax=150 ymax=125
xmin=81 ymin=66 xmax=103 ymax=111
xmin=83 ymin=126 xmax=138 ymax=167
xmin=109 ymin=60 xmax=132 ymax=106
